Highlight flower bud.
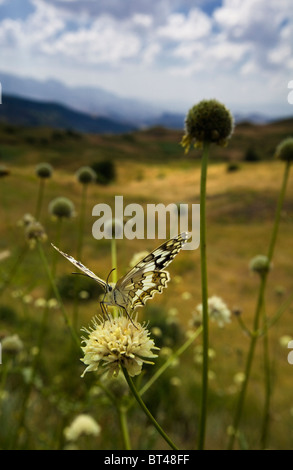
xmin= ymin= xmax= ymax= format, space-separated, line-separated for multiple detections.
xmin=275 ymin=137 xmax=293 ymax=163
xmin=76 ymin=166 xmax=97 ymax=185
xmin=35 ymin=162 xmax=53 ymax=179
xmin=48 ymin=197 xmax=75 ymax=219
xmin=181 ymin=99 xmax=234 ymax=153
xmin=249 ymin=255 xmax=271 ymax=276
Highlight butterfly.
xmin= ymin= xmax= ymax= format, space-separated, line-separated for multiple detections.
xmin=51 ymin=232 xmax=189 ymax=319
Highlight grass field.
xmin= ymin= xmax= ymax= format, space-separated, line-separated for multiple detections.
xmin=0 ymin=119 xmax=293 ymax=450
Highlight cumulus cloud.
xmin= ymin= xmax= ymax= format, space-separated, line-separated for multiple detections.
xmin=0 ymin=0 xmax=291 ymax=114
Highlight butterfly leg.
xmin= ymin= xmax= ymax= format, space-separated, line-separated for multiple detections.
xmin=100 ymin=300 xmax=111 ymax=322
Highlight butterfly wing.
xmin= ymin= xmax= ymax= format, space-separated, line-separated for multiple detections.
xmin=51 ymin=243 xmax=108 ymax=290
xmin=115 ymin=232 xmax=189 ymax=311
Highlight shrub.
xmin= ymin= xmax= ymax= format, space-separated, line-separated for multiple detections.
xmin=91 ymin=160 xmax=116 ymax=185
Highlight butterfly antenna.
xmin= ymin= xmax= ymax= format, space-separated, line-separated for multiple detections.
xmin=106 ymin=267 xmax=116 ymax=284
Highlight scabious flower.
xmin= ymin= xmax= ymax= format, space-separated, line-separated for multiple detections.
xmin=275 ymin=137 xmax=293 ymax=162
xmin=2 ymin=334 xmax=24 ymax=354
xmin=0 ymin=164 xmax=10 ymax=178
xmin=76 ymin=166 xmax=97 ymax=185
xmin=181 ymin=99 xmax=234 ymax=153
xmin=81 ymin=314 xmax=159 ymax=378
xmin=249 ymin=255 xmax=271 ymax=277
xmin=35 ymin=162 xmax=53 ymax=179
xmin=25 ymin=219 xmax=48 ymax=248
xmin=64 ymin=414 xmax=101 ymax=442
xmin=48 ymin=197 xmax=75 ymax=220
xmin=193 ymin=296 xmax=231 ymax=327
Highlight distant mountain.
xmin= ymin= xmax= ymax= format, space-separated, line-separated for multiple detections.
xmin=0 ymin=71 xmax=162 ymax=128
xmin=0 ymin=94 xmax=137 ymax=134
xmin=0 ymin=72 xmax=284 ymax=133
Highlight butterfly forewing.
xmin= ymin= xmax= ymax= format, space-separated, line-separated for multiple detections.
xmin=52 ymin=232 xmax=189 ymax=315
xmin=51 ymin=244 xmax=107 ymax=289
xmin=116 ymin=232 xmax=189 ymax=311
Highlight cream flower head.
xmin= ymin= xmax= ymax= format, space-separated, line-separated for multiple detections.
xmin=194 ymin=296 xmax=231 ymax=328
xmin=64 ymin=414 xmax=101 ymax=442
xmin=81 ymin=314 xmax=159 ymax=378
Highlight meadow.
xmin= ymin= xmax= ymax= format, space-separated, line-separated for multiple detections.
xmin=0 ymin=116 xmax=293 ymax=450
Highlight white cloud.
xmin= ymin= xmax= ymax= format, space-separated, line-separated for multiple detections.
xmin=157 ymin=8 xmax=211 ymax=41
xmin=41 ymin=15 xmax=141 ymax=65
xmin=0 ymin=0 xmax=291 ymax=116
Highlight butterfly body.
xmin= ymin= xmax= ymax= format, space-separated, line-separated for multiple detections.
xmin=52 ymin=232 xmax=189 ymax=316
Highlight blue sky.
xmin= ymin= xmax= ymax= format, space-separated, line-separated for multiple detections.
xmin=0 ymin=0 xmax=292 ymax=117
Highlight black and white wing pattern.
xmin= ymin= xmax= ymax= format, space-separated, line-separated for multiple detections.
xmin=51 ymin=232 xmax=189 ymax=314
xmin=51 ymin=244 xmax=108 ymax=290
xmin=115 ymin=232 xmax=189 ymax=312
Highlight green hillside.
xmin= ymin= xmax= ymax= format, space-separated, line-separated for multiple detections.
xmin=0 ymin=118 xmax=293 ymax=450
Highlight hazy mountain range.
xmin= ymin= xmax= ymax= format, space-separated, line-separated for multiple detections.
xmin=0 ymin=71 xmax=277 ymax=134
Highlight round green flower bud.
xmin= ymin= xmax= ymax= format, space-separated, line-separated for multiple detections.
xmin=275 ymin=137 xmax=293 ymax=163
xmin=0 ymin=164 xmax=10 ymax=178
xmin=25 ymin=220 xmax=47 ymax=248
xmin=48 ymin=197 xmax=75 ymax=219
xmin=76 ymin=166 xmax=97 ymax=185
xmin=35 ymin=162 xmax=53 ymax=179
xmin=181 ymin=99 xmax=234 ymax=153
xmin=249 ymin=255 xmax=271 ymax=276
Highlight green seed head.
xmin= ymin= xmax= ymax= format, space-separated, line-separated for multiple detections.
xmin=275 ymin=137 xmax=293 ymax=163
xmin=48 ymin=197 xmax=75 ymax=219
xmin=76 ymin=166 xmax=97 ymax=185
xmin=249 ymin=255 xmax=271 ymax=277
xmin=181 ymin=99 xmax=234 ymax=153
xmin=35 ymin=162 xmax=53 ymax=179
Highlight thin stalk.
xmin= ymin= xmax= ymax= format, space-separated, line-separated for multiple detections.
xmin=117 ymin=405 xmax=132 ymax=450
xmin=122 ymin=367 xmax=179 ymax=450
xmin=73 ymin=184 xmax=88 ymax=329
xmin=260 ymin=303 xmax=271 ymax=449
xmin=97 ymin=381 xmax=132 ymax=450
xmin=37 ymin=241 xmax=80 ymax=349
xmin=228 ymin=160 xmax=291 ymax=449
xmin=35 ymin=178 xmax=45 ymax=220
xmin=0 ymin=245 xmax=28 ymax=297
xmin=51 ymin=217 xmax=63 ymax=277
xmin=197 ymin=141 xmax=210 ymax=450
xmin=140 ymin=326 xmax=203 ymax=397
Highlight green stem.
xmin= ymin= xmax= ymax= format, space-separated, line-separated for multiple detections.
xmin=51 ymin=218 xmax=63 ymax=277
xmin=35 ymin=178 xmax=45 ymax=221
xmin=260 ymin=304 xmax=271 ymax=449
xmin=122 ymin=367 xmax=179 ymax=450
xmin=228 ymin=160 xmax=291 ymax=449
xmin=77 ymin=184 xmax=87 ymax=260
xmin=118 ymin=405 xmax=132 ymax=450
xmin=266 ymin=160 xmax=291 ymax=261
xmin=0 ymin=245 xmax=28 ymax=297
xmin=73 ymin=184 xmax=88 ymax=329
xmin=198 ymin=141 xmax=210 ymax=450
xmin=37 ymin=242 xmax=80 ymax=349
xmin=140 ymin=326 xmax=203 ymax=397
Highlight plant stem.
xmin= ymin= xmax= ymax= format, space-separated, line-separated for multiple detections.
xmin=122 ymin=367 xmax=179 ymax=450
xmin=73 ymin=184 xmax=88 ymax=329
xmin=118 ymin=405 xmax=132 ymax=450
xmin=228 ymin=160 xmax=291 ymax=449
xmin=198 ymin=141 xmax=210 ymax=450
xmin=140 ymin=326 xmax=203 ymax=397
xmin=37 ymin=242 xmax=80 ymax=349
xmin=35 ymin=178 xmax=45 ymax=220
xmin=0 ymin=245 xmax=28 ymax=297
